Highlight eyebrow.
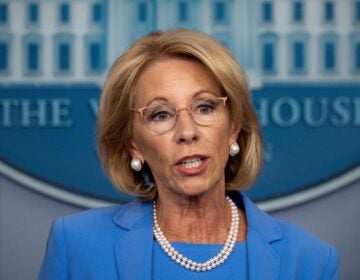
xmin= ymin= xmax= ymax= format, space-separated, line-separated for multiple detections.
xmin=144 ymin=90 xmax=219 ymax=107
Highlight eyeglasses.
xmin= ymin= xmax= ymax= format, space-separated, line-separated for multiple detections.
xmin=131 ymin=96 xmax=228 ymax=134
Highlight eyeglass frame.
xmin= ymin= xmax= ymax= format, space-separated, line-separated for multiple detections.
xmin=130 ymin=96 xmax=228 ymax=132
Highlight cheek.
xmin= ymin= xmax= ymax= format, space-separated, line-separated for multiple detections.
xmin=136 ymin=137 xmax=157 ymax=159
xmin=204 ymin=126 xmax=231 ymax=158
xmin=218 ymin=124 xmax=235 ymax=160
xmin=215 ymin=119 xmax=234 ymax=145
xmin=132 ymin=125 xmax=154 ymax=160
xmin=134 ymin=130 xmax=171 ymax=166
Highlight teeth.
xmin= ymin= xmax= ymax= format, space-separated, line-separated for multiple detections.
xmin=180 ymin=157 xmax=202 ymax=169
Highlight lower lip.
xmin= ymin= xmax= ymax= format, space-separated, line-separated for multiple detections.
xmin=175 ymin=158 xmax=209 ymax=175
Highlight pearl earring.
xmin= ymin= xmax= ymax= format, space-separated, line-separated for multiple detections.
xmin=130 ymin=158 xmax=142 ymax=171
xmin=229 ymin=143 xmax=240 ymax=157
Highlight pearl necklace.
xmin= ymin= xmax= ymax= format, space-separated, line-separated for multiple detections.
xmin=153 ymin=196 xmax=239 ymax=272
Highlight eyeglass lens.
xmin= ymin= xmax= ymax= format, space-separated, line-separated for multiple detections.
xmin=141 ymin=97 xmax=226 ymax=133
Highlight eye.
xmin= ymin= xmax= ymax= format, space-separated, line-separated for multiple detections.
xmin=194 ymin=100 xmax=216 ymax=114
xmin=153 ymin=111 xmax=170 ymax=121
xmin=146 ymin=106 xmax=175 ymax=122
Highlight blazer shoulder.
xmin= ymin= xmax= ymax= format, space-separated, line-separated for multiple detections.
xmin=39 ymin=204 xmax=135 ymax=279
xmin=60 ymin=204 xmax=124 ymax=232
xmin=272 ymin=218 xmax=340 ymax=279
xmin=58 ymin=198 xmax=150 ymax=236
xmin=274 ymin=218 xmax=331 ymax=250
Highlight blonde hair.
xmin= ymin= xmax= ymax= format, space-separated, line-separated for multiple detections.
xmin=98 ymin=29 xmax=263 ymax=200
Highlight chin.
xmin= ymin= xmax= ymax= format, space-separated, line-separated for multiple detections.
xmin=175 ymin=184 xmax=214 ymax=198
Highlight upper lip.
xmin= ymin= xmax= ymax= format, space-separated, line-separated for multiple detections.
xmin=175 ymin=154 xmax=209 ymax=165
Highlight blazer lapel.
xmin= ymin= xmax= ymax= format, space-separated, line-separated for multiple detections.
xmin=247 ymin=227 xmax=281 ymax=280
xmin=113 ymin=199 xmax=154 ymax=280
xmin=241 ymin=194 xmax=282 ymax=280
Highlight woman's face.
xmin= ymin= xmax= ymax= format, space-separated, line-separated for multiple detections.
xmin=130 ymin=57 xmax=239 ymax=199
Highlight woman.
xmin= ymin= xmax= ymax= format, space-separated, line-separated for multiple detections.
xmin=39 ymin=29 xmax=339 ymax=279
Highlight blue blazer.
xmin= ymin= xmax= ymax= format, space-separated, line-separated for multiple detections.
xmin=39 ymin=192 xmax=340 ymax=279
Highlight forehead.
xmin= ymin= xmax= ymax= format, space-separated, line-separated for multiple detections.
xmin=133 ymin=57 xmax=221 ymax=107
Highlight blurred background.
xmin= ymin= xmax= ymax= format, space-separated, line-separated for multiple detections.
xmin=0 ymin=0 xmax=359 ymax=279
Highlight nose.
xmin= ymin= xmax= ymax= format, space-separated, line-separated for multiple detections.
xmin=174 ymin=109 xmax=199 ymax=144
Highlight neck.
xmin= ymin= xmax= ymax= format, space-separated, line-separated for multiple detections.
xmin=155 ymin=190 xmax=232 ymax=244
xmin=152 ymin=195 xmax=241 ymax=272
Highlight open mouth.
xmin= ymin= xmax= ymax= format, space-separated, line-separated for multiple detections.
xmin=180 ymin=157 xmax=203 ymax=169
xmin=175 ymin=155 xmax=209 ymax=175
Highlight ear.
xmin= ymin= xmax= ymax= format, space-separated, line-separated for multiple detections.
xmin=229 ymin=121 xmax=241 ymax=145
xmin=127 ymin=138 xmax=145 ymax=162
